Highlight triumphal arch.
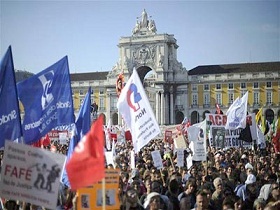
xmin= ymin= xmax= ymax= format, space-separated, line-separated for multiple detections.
xmin=106 ymin=9 xmax=189 ymax=125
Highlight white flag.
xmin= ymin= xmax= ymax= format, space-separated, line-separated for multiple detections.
xmin=117 ymin=69 xmax=160 ymax=152
xmin=225 ymin=91 xmax=248 ymax=130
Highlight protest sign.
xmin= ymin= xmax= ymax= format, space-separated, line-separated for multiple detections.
xmin=77 ymin=169 xmax=120 ymax=210
xmin=0 ymin=141 xmax=65 ymax=209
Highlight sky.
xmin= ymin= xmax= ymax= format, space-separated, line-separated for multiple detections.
xmin=1 ymin=0 xmax=279 ymax=74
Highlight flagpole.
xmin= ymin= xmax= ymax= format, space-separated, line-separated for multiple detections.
xmin=102 ymin=177 xmax=106 ymax=210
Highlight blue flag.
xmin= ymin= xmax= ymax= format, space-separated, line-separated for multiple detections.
xmin=17 ymin=56 xmax=74 ymax=144
xmin=62 ymin=87 xmax=91 ymax=187
xmin=0 ymin=46 xmax=22 ymax=147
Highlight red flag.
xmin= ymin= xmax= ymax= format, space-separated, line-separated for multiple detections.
xmin=66 ymin=115 xmax=105 ymax=189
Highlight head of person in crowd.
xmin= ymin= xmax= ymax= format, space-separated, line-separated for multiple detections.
xmin=150 ymin=180 xmax=163 ymax=194
xmin=123 ymin=188 xmax=143 ymax=209
xmin=168 ymin=178 xmax=179 ymax=196
xmin=195 ymin=189 xmax=211 ymax=210
xmin=131 ymin=180 xmax=143 ymax=198
xmin=4 ymin=200 xmax=18 ymax=210
xmin=143 ymin=192 xmax=161 ymax=210
xmin=253 ymin=198 xmax=266 ymax=210
xmin=150 ymin=169 xmax=162 ymax=182
xmin=230 ymin=195 xmax=242 ymax=210
xmin=245 ymin=162 xmax=254 ymax=174
xmin=213 ymin=177 xmax=224 ymax=194
xmin=267 ymin=183 xmax=280 ymax=203
xmin=184 ymin=179 xmax=197 ymax=195
xmin=222 ymin=196 xmax=235 ymax=210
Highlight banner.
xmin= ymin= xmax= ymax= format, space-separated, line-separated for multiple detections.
xmin=206 ymin=113 xmax=254 ymax=149
xmin=117 ymin=69 xmax=160 ymax=152
xmin=0 ymin=141 xmax=65 ymax=209
xmin=17 ymin=56 xmax=74 ymax=144
xmin=0 ymin=46 xmax=22 ymax=147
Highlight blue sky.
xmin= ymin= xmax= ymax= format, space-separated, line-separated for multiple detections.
xmin=1 ymin=0 xmax=279 ymax=74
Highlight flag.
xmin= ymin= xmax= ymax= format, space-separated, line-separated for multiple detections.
xmin=62 ymin=87 xmax=91 ymax=187
xmin=66 ymin=115 xmax=105 ymax=189
xmin=255 ymin=107 xmax=263 ymax=125
xmin=17 ymin=56 xmax=74 ymax=144
xmin=272 ymin=116 xmax=280 ymax=153
xmin=238 ymin=122 xmax=253 ymax=142
xmin=256 ymin=126 xmax=266 ymax=149
xmin=117 ymin=69 xmax=160 ymax=152
xmin=0 ymin=46 xmax=22 ymax=147
xmin=116 ymin=72 xmax=124 ymax=97
xmin=215 ymin=103 xmax=221 ymax=114
xmin=225 ymin=91 xmax=248 ymax=130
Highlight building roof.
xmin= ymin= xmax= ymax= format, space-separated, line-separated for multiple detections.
xmin=188 ymin=61 xmax=280 ymax=75
xmin=70 ymin=71 xmax=109 ymax=81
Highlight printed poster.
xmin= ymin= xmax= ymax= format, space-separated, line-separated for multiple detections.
xmin=77 ymin=169 xmax=120 ymax=210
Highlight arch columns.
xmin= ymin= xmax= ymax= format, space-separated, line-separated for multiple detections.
xmin=170 ymin=91 xmax=174 ymax=124
xmin=160 ymin=91 xmax=165 ymax=125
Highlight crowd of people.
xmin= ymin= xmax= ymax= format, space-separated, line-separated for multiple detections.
xmin=0 ymin=133 xmax=280 ymax=210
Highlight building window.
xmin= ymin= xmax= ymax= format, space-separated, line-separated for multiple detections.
xmin=253 ymin=92 xmax=259 ymax=104
xmin=216 ymin=84 xmax=221 ymax=90
xmin=204 ymin=84 xmax=209 ymax=91
xmin=192 ymin=94 xmax=198 ymax=105
xmin=79 ymin=81 xmax=84 ymax=85
xmin=266 ymin=82 xmax=272 ymax=88
xmin=79 ymin=90 xmax=84 ymax=95
xmin=253 ymin=82 xmax=259 ymax=89
xmin=228 ymin=93 xmax=234 ymax=104
xmin=204 ymin=93 xmax=210 ymax=105
xmin=99 ymin=89 xmax=104 ymax=95
xmin=240 ymin=82 xmax=246 ymax=89
xmin=266 ymin=92 xmax=272 ymax=104
xmin=176 ymin=95 xmax=182 ymax=106
xmin=192 ymin=84 xmax=198 ymax=91
xmin=111 ymin=97 xmax=118 ymax=110
xmin=228 ymin=83 xmax=233 ymax=90
xmin=99 ymin=97 xmax=104 ymax=109
xmin=216 ymin=93 xmax=222 ymax=105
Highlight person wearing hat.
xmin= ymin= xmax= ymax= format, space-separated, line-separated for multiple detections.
xmin=143 ymin=192 xmax=162 ymax=210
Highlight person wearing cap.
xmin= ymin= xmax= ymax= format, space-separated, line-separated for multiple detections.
xmin=143 ymin=192 xmax=163 ymax=210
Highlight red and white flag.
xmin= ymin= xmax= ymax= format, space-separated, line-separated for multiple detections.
xmin=215 ymin=103 xmax=221 ymax=114
xmin=66 ymin=115 xmax=105 ymax=189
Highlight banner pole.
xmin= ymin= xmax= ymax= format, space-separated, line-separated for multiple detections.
xmin=102 ymin=177 xmax=106 ymax=210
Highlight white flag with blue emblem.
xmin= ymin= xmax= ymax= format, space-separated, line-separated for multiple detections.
xmin=117 ymin=69 xmax=160 ymax=152
xmin=225 ymin=91 xmax=248 ymax=130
